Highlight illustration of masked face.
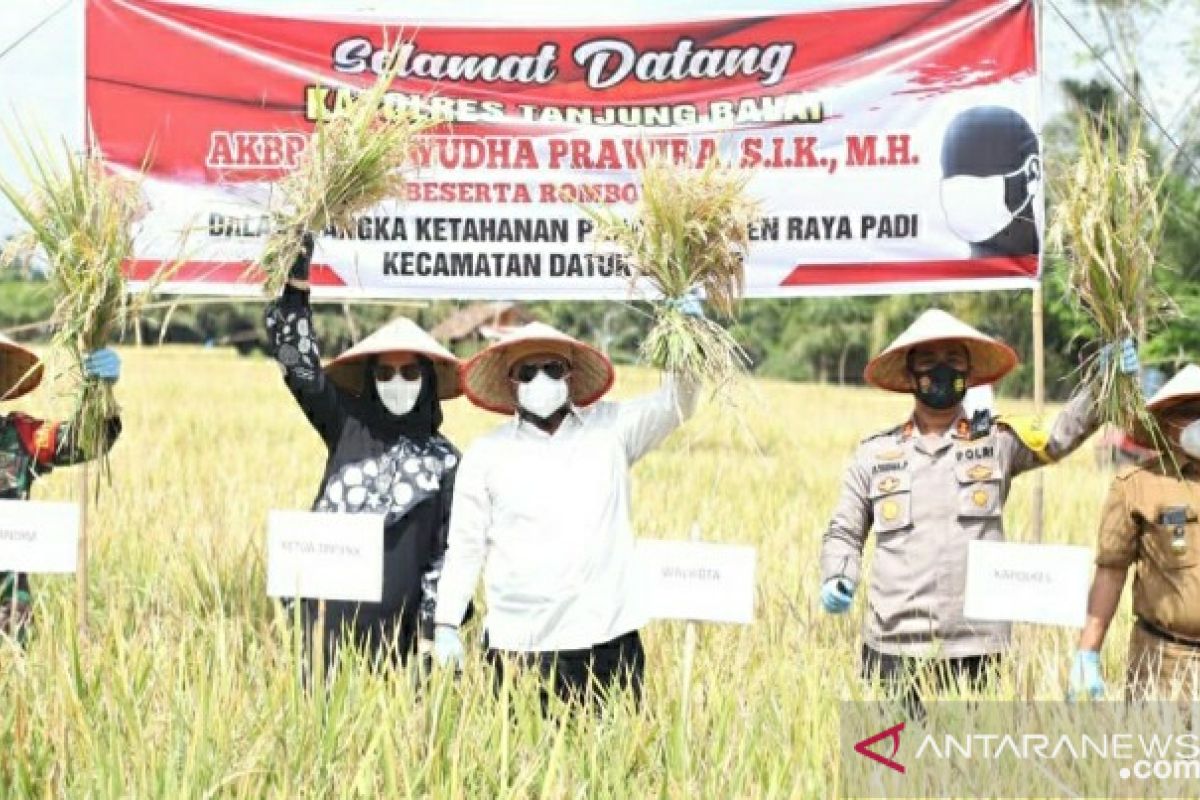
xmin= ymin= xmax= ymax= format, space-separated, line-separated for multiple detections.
xmin=939 ymin=106 xmax=1042 ymax=257
xmin=940 ymin=154 xmax=1040 ymax=244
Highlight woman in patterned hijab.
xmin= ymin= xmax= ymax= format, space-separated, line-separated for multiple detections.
xmin=263 ymin=233 xmax=465 ymax=669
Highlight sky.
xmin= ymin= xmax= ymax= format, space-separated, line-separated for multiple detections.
xmin=0 ymin=0 xmax=1196 ymax=238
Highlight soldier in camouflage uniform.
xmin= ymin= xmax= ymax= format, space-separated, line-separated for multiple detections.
xmin=0 ymin=334 xmax=122 ymax=640
xmin=818 ymin=309 xmax=1136 ymax=708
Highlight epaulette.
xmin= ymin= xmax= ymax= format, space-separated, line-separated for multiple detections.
xmin=997 ymin=414 xmax=1052 ymax=463
xmin=860 ymin=422 xmax=907 ymax=445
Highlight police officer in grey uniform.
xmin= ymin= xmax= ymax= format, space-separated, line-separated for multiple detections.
xmin=819 ymin=309 xmax=1137 ymax=705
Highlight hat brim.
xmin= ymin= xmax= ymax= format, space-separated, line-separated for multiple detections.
xmin=865 ymin=336 xmax=1018 ymax=393
xmin=462 ymin=336 xmax=614 ymax=415
xmin=326 ymin=353 xmax=461 ymax=400
xmin=0 ymin=339 xmax=43 ymax=401
xmin=1131 ymin=395 xmax=1200 ymax=448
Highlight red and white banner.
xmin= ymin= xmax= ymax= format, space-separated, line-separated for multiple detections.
xmin=87 ymin=0 xmax=1041 ymax=298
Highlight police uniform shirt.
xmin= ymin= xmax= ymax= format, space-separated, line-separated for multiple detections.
xmin=1094 ymin=461 xmax=1200 ymax=640
xmin=820 ymin=390 xmax=1096 ymax=658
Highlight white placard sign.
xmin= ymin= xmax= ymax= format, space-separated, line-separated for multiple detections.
xmin=963 ymin=540 xmax=1092 ymax=628
xmin=0 ymin=500 xmax=79 ymax=574
xmin=266 ymin=511 xmax=384 ymax=603
xmin=635 ymin=539 xmax=756 ymax=625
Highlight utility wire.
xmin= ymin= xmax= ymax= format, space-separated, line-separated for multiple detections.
xmin=0 ymin=0 xmax=75 ymax=66
xmin=1045 ymin=0 xmax=1200 ymax=181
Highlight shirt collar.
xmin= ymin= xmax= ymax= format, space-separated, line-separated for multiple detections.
xmin=901 ymin=410 xmax=968 ymax=455
xmin=514 ymin=405 xmax=583 ymax=434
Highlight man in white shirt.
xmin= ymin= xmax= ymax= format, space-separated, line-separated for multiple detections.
xmin=432 ymin=320 xmax=698 ymax=706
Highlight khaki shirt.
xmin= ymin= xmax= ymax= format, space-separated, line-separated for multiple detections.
xmin=1094 ymin=461 xmax=1200 ymax=640
xmin=820 ymin=390 xmax=1096 ymax=657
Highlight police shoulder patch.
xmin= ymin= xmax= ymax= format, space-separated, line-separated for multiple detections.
xmin=998 ymin=414 xmax=1052 ymax=462
xmin=860 ymin=422 xmax=907 ymax=446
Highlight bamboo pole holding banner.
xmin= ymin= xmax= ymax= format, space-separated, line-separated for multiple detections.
xmin=1031 ymin=0 xmax=1046 ymax=545
xmin=76 ymin=464 xmax=89 ymax=635
xmin=1031 ymin=284 xmax=1046 ymax=543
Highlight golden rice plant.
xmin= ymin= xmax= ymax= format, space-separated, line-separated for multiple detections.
xmin=583 ymin=153 xmax=760 ymax=389
xmin=0 ymin=138 xmax=163 ymax=485
xmin=258 ymin=44 xmax=439 ymax=293
xmin=1048 ymin=113 xmax=1171 ymax=449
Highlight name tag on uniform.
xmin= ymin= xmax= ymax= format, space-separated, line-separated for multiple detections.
xmin=0 ymin=500 xmax=79 ymax=574
xmin=266 ymin=511 xmax=383 ymax=602
xmin=635 ymin=539 xmax=756 ymax=624
xmin=963 ymin=541 xmax=1090 ymax=628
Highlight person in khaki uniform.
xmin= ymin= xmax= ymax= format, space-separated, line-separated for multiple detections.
xmin=819 ymin=309 xmax=1136 ymax=703
xmin=1071 ymin=364 xmax=1200 ymax=701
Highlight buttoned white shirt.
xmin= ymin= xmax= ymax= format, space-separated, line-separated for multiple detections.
xmin=434 ymin=377 xmax=697 ymax=651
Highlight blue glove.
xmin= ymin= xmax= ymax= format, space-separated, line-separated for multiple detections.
xmin=1067 ymin=650 xmax=1105 ymax=700
xmin=83 ymin=348 xmax=121 ymax=383
xmin=1099 ymin=338 xmax=1139 ymax=376
xmin=433 ymin=625 xmax=464 ymax=669
xmin=820 ymin=577 xmax=855 ymax=614
xmin=667 ymin=292 xmax=705 ymax=319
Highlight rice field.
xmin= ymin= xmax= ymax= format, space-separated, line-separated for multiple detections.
xmin=0 ymin=346 xmax=1128 ymax=798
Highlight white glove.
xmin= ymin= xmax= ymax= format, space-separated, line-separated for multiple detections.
xmin=433 ymin=625 xmax=464 ymax=669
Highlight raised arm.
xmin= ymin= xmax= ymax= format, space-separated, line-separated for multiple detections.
xmin=1004 ymin=341 xmax=1140 ymax=476
xmin=262 ymin=235 xmax=347 ymax=448
xmin=1001 ymin=385 xmax=1100 ymax=476
xmin=20 ymin=348 xmax=123 ymax=469
xmin=615 ymin=373 xmax=700 ymax=464
xmin=14 ymin=413 xmax=121 ymax=471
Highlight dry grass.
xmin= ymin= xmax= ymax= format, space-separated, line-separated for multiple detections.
xmin=0 ymin=141 xmax=165 ymax=484
xmin=0 ymin=347 xmax=1135 ymax=797
xmin=1049 ymin=114 xmax=1171 ymax=450
xmin=584 ymin=155 xmax=760 ymax=391
xmin=258 ymin=47 xmax=439 ymax=293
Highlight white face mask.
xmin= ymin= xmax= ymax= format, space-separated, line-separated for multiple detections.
xmin=1180 ymin=421 xmax=1200 ymax=460
xmin=376 ymin=375 xmax=422 ymax=416
xmin=517 ymin=373 xmax=570 ymax=420
xmin=940 ymin=155 xmax=1039 ymax=244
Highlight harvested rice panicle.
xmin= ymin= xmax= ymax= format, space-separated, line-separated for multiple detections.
xmin=584 ymin=154 xmax=760 ymax=391
xmin=0 ymin=139 xmax=165 ymax=486
xmin=258 ymin=44 xmax=439 ymax=293
xmin=1049 ymin=113 xmax=1172 ymax=453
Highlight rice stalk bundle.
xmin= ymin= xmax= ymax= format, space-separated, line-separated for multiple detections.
xmin=258 ymin=45 xmax=439 ymax=293
xmin=0 ymin=138 xmax=161 ymax=485
xmin=584 ymin=154 xmax=760 ymax=390
xmin=1048 ymin=113 xmax=1171 ymax=450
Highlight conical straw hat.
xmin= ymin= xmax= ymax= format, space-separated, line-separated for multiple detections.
xmin=461 ymin=322 xmax=614 ymax=415
xmin=325 ymin=317 xmax=461 ymax=400
xmin=864 ymin=308 xmax=1018 ymax=393
xmin=1146 ymin=364 xmax=1200 ymax=413
xmin=0 ymin=333 xmax=43 ymax=401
